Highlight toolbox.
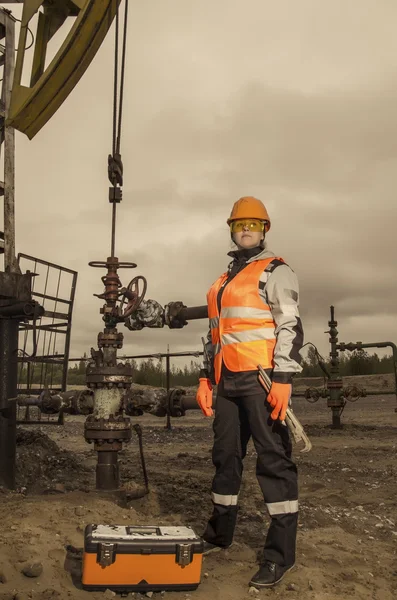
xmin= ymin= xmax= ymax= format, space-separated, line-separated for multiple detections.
xmin=82 ymin=524 xmax=204 ymax=593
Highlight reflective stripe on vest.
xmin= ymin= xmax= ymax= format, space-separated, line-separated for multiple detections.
xmin=207 ymin=257 xmax=284 ymax=384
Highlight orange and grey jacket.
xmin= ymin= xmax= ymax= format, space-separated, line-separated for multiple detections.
xmin=201 ymin=247 xmax=303 ymax=390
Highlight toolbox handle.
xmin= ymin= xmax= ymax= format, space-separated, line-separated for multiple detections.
xmin=126 ymin=526 xmax=161 ymax=536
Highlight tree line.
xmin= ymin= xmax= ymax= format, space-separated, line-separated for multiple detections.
xmin=17 ymin=355 xmax=201 ymax=388
xmin=17 ymin=347 xmax=395 ymax=388
xmin=301 ymin=346 xmax=395 ymax=378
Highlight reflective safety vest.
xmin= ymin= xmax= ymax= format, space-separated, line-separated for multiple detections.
xmin=207 ymin=257 xmax=284 ymax=384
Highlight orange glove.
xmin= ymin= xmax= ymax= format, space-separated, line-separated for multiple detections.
xmin=266 ymin=382 xmax=291 ymax=421
xmin=196 ymin=378 xmax=213 ymax=417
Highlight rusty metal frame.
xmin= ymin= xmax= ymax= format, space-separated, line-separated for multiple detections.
xmin=16 ymin=253 xmax=78 ymax=401
xmin=0 ymin=7 xmax=19 ymax=489
xmin=0 ymin=7 xmax=18 ymax=273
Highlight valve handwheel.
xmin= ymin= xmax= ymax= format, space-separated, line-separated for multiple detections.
xmin=120 ymin=276 xmax=148 ymax=318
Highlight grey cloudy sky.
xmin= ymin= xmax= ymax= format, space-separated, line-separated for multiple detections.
xmin=2 ymin=0 xmax=397 ymax=368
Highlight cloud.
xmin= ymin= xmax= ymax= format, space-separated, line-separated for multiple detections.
xmin=3 ymin=0 xmax=397 ymax=366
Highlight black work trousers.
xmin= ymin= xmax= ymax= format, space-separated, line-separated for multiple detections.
xmin=202 ymin=392 xmax=298 ymax=566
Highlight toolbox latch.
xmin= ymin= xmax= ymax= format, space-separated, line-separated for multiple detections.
xmin=97 ymin=542 xmax=117 ymax=567
xmin=176 ymin=543 xmax=193 ymax=566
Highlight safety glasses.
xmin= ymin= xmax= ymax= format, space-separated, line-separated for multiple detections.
xmin=229 ymin=219 xmax=265 ymax=233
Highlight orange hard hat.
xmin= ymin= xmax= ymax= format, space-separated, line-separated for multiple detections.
xmin=227 ymin=196 xmax=271 ymax=232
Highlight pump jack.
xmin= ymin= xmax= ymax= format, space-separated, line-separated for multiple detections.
xmin=0 ymin=0 xmax=213 ymax=492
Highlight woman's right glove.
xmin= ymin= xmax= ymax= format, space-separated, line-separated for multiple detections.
xmin=266 ymin=382 xmax=291 ymax=421
xmin=196 ymin=378 xmax=213 ymax=417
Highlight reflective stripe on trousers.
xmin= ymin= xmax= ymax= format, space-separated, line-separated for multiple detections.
xmin=211 ymin=492 xmax=239 ymax=506
xmin=266 ymin=499 xmax=298 ymax=516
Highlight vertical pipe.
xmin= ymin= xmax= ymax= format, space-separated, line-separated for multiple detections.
xmin=96 ymin=450 xmax=119 ymax=491
xmin=327 ymin=306 xmax=343 ymax=429
xmin=385 ymin=343 xmax=397 ymax=413
xmin=0 ymin=318 xmax=19 ymax=489
xmin=166 ymin=352 xmax=170 ymax=390
xmin=165 ymin=346 xmax=171 ymax=430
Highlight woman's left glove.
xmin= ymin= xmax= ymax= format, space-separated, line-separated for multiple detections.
xmin=196 ymin=378 xmax=213 ymax=417
xmin=266 ymin=382 xmax=291 ymax=421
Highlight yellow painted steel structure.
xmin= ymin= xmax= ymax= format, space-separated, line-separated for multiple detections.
xmin=6 ymin=0 xmax=121 ymax=139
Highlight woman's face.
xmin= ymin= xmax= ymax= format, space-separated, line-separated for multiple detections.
xmin=231 ymin=219 xmax=264 ymax=249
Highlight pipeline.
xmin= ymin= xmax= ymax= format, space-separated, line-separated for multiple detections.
xmin=14 ymin=386 xmax=198 ymax=417
xmin=15 ymin=389 xmax=94 ymax=415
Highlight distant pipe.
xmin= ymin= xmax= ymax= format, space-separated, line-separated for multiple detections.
xmin=337 ymin=341 xmax=397 ymax=397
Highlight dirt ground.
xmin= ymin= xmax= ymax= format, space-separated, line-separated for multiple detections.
xmin=1 ymin=374 xmax=397 ymax=600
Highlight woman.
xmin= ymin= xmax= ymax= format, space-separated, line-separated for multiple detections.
xmin=196 ymin=196 xmax=304 ymax=589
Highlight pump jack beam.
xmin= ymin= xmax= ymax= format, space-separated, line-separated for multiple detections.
xmin=4 ymin=0 xmax=122 ymax=139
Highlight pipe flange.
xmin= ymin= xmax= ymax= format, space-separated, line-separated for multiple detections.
xmin=85 ymin=429 xmax=131 ymax=444
xmin=86 ymin=364 xmax=133 ymax=377
xmin=327 ymin=379 xmax=343 ymax=389
xmin=94 ymin=441 xmax=123 ymax=451
xmin=167 ymin=388 xmax=186 ymax=417
xmin=86 ymin=380 xmax=132 ymax=389
xmin=84 ymin=415 xmax=132 ymax=443
xmin=85 ymin=414 xmax=131 ymax=428
xmin=98 ymin=329 xmax=124 ymax=349
xmin=86 ymin=364 xmax=133 ymax=388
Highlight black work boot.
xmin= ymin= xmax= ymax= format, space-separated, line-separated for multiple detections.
xmin=249 ymin=560 xmax=295 ymax=588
